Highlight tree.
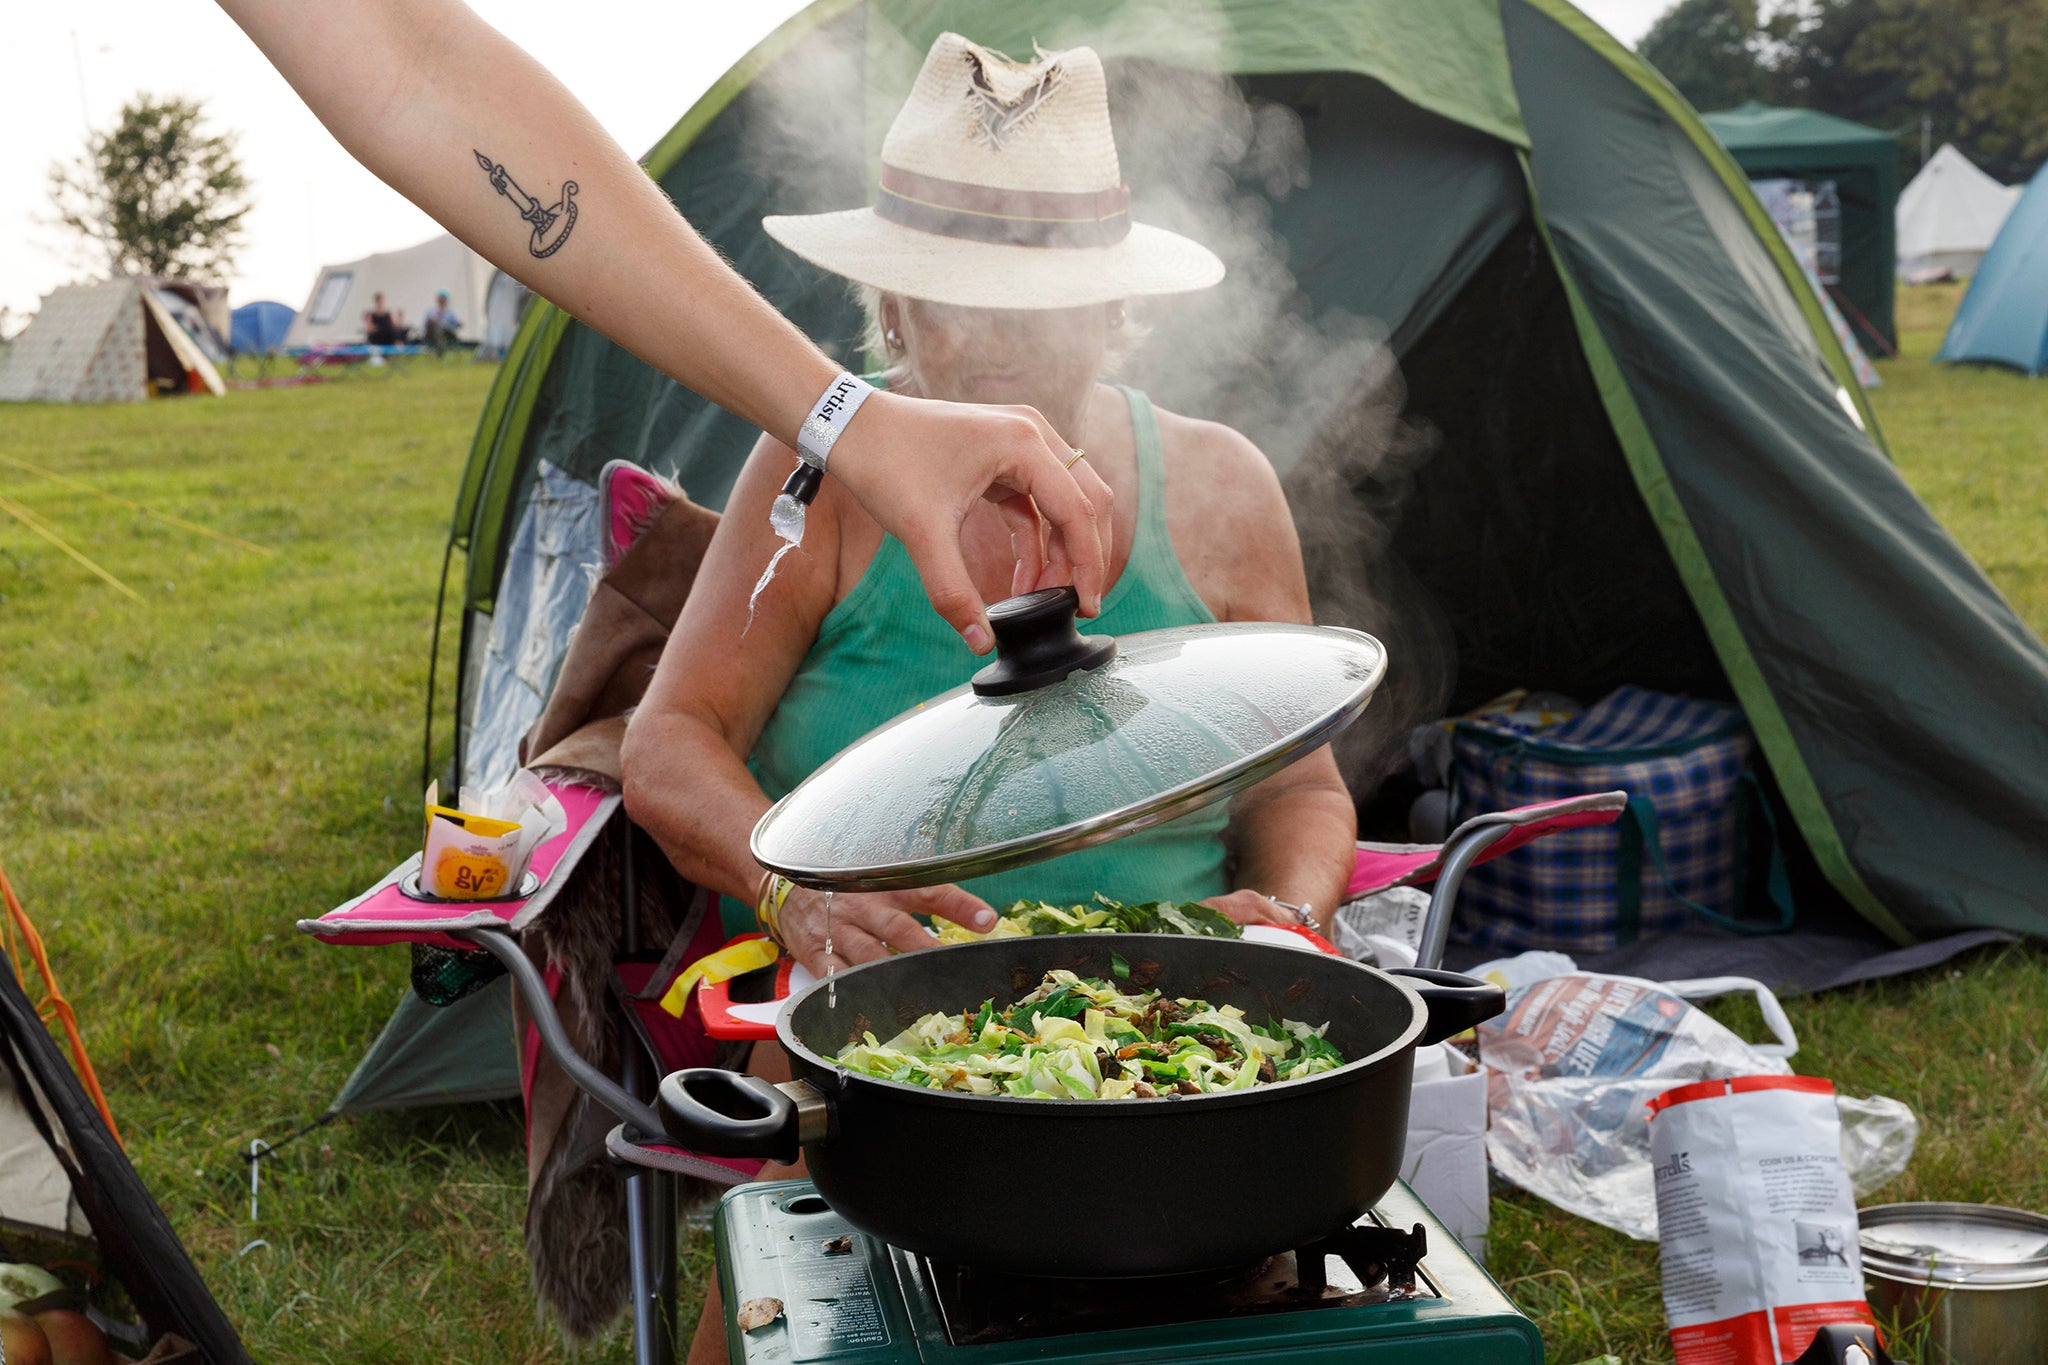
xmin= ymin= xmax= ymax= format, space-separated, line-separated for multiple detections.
xmin=1638 ymin=0 xmax=2048 ymax=182
xmin=47 ymin=94 xmax=251 ymax=283
xmin=1846 ymin=0 xmax=2048 ymax=182
xmin=1640 ymin=0 xmax=1780 ymax=111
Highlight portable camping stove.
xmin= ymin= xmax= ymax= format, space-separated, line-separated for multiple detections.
xmin=714 ymin=1179 xmax=1541 ymax=1363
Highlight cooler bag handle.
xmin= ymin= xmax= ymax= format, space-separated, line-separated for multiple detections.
xmin=1616 ymin=787 xmax=1794 ymax=939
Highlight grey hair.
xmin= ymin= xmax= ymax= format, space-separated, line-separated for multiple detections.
xmin=851 ymin=284 xmax=1149 ymax=382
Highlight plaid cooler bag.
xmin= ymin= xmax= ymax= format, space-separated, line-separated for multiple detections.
xmin=1449 ymin=686 xmax=1791 ymax=953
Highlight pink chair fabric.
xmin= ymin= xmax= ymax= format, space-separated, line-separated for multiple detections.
xmin=1347 ymin=791 xmax=1628 ymax=901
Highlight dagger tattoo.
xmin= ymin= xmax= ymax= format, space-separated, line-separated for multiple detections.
xmin=474 ymin=150 xmax=579 ymax=258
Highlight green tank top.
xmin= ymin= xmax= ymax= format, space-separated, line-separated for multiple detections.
xmin=727 ymin=386 xmax=1229 ymax=936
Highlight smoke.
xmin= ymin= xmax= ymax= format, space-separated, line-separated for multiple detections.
xmin=738 ymin=14 xmax=1456 ymax=797
xmin=1103 ymin=59 xmax=1453 ymax=793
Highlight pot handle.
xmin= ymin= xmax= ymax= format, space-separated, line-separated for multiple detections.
xmin=1388 ymin=967 xmax=1506 ymax=1047
xmin=657 ymin=1069 xmax=816 ymax=1164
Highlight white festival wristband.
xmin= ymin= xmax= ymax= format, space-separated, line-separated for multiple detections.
xmin=795 ymin=372 xmax=876 ymax=472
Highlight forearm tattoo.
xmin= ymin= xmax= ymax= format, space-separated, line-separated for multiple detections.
xmin=473 ymin=150 xmax=579 ymax=258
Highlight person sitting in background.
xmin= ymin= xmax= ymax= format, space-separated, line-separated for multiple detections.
xmin=362 ymin=292 xmax=404 ymax=346
xmin=421 ymin=290 xmax=461 ymax=354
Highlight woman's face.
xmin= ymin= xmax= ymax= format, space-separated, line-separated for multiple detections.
xmin=886 ymin=296 xmax=1115 ymax=432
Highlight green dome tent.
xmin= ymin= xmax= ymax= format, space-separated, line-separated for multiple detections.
xmin=345 ymin=0 xmax=2048 ymax=1111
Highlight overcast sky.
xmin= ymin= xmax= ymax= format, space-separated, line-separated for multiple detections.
xmin=1 ymin=1 xmax=1675 ymax=324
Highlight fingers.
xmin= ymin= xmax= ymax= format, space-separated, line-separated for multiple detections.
xmin=806 ymin=921 xmax=889 ymax=976
xmin=1204 ymin=890 xmax=1296 ymax=927
xmin=898 ymin=526 xmax=993 ymax=654
xmin=989 ymin=490 xmax=1046 ymax=599
xmin=1002 ymin=408 xmax=1107 ymax=616
xmin=907 ymin=884 xmax=998 ymax=933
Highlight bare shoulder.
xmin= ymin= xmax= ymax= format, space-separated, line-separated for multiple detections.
xmin=1148 ymin=404 xmax=1308 ymax=623
xmin=1150 ymin=406 xmax=1286 ymax=503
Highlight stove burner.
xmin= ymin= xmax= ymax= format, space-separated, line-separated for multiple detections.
xmin=907 ymin=1218 xmax=1435 ymax=1347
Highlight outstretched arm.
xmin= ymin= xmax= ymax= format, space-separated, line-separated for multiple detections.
xmin=215 ymin=0 xmax=1112 ymax=649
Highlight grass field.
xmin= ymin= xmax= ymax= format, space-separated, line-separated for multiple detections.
xmin=0 ymin=287 xmax=2043 ymax=1363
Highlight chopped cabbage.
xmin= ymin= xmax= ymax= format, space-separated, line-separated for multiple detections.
xmin=930 ymin=893 xmax=1243 ymax=945
xmin=832 ymin=968 xmax=1344 ymax=1099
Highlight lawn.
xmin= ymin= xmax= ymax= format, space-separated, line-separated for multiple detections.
xmin=0 ymin=286 xmax=2043 ymax=1364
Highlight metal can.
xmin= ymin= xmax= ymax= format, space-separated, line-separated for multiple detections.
xmin=1860 ymin=1202 xmax=2048 ymax=1365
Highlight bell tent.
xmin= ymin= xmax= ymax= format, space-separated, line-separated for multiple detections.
xmin=336 ymin=0 xmax=2048 ymax=1112
xmin=1701 ymin=101 xmax=1901 ymax=352
xmin=283 ymin=233 xmax=493 ymax=350
xmin=0 ymin=279 xmax=226 ymax=403
xmin=1897 ymin=144 xmax=2022 ymax=278
xmin=1937 ymin=160 xmax=2048 ymax=374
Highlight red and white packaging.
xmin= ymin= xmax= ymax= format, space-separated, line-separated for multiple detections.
xmin=1647 ymin=1076 xmax=1876 ymax=1365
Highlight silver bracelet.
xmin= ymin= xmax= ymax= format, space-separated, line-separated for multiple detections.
xmin=795 ymin=372 xmax=877 ymax=472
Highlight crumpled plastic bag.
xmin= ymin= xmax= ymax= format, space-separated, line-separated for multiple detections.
xmin=1477 ymin=969 xmax=1918 ymax=1239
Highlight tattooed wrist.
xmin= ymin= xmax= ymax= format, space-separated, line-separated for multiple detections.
xmin=473 ymin=149 xmax=579 ymax=258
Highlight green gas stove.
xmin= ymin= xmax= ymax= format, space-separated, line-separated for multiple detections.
xmin=713 ymin=1178 xmax=1542 ymax=1363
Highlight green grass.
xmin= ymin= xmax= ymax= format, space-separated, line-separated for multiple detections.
xmin=0 ymin=357 xmax=674 ymax=1362
xmin=1485 ymin=284 xmax=2048 ymax=1364
xmin=0 ymin=289 xmax=2044 ymax=1363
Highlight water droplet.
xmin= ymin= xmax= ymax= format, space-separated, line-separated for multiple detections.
xmin=743 ymin=495 xmax=808 ymax=638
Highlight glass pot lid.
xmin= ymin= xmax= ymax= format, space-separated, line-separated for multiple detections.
xmin=751 ymin=587 xmax=1386 ymax=891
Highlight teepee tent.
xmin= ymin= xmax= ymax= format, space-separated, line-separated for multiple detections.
xmin=1898 ymin=144 xmax=2021 ymax=277
xmin=0 ymin=279 xmax=226 ymax=403
xmin=283 ymin=233 xmax=494 ymax=349
xmin=1937 ymin=160 xmax=2048 ymax=373
xmin=341 ymin=0 xmax=2048 ymax=1110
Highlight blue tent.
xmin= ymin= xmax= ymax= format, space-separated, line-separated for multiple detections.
xmin=229 ymin=300 xmax=296 ymax=355
xmin=1938 ymin=161 xmax=2048 ymax=374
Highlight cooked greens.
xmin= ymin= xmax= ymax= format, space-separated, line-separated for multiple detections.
xmin=930 ymin=892 xmax=1241 ymax=945
xmin=833 ymin=968 xmax=1345 ymax=1099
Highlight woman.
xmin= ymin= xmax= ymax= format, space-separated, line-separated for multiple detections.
xmin=624 ymin=32 xmax=1356 ymax=987
xmin=622 ymin=34 xmax=1358 ymax=1363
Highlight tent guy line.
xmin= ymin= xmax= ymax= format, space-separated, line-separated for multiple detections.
xmin=0 ymin=452 xmax=275 ymax=556
xmin=0 ymin=492 xmax=143 ymax=601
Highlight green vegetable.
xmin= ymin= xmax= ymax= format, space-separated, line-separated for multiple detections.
xmin=933 ymin=894 xmax=1244 ymax=945
xmin=833 ymin=968 xmax=1343 ymax=1100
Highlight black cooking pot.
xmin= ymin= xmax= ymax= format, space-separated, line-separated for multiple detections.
xmin=658 ymin=933 xmax=1502 ymax=1277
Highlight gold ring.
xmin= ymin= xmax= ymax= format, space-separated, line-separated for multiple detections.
xmin=1062 ymin=447 xmax=1087 ymax=471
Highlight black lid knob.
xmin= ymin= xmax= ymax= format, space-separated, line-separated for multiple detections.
xmin=970 ymin=586 xmax=1118 ymax=697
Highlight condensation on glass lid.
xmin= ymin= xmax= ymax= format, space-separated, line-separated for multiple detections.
xmin=751 ymin=622 xmax=1385 ymax=887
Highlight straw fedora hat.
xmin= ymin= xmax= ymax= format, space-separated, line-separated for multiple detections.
xmin=762 ymin=33 xmax=1224 ymax=310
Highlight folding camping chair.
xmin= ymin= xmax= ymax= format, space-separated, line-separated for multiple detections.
xmin=304 ymin=789 xmax=724 ymax=1365
xmin=302 ymin=782 xmax=1626 ymax=1364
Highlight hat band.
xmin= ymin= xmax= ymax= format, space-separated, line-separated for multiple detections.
xmin=874 ymin=164 xmax=1131 ymax=248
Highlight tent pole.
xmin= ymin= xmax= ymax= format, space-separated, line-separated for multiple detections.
xmin=422 ymin=537 xmax=458 ymax=793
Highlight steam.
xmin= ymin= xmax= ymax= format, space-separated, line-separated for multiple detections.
xmin=738 ymin=15 xmax=1456 ymax=796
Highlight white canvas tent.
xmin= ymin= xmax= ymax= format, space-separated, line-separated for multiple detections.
xmin=284 ymin=232 xmax=494 ymax=349
xmin=0 ymin=279 xmax=226 ymax=404
xmin=480 ymin=270 xmax=530 ymax=360
xmin=1898 ymin=144 xmax=2022 ymax=277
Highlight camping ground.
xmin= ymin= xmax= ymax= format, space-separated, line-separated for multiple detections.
xmin=0 ymin=283 xmax=2043 ymax=1362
